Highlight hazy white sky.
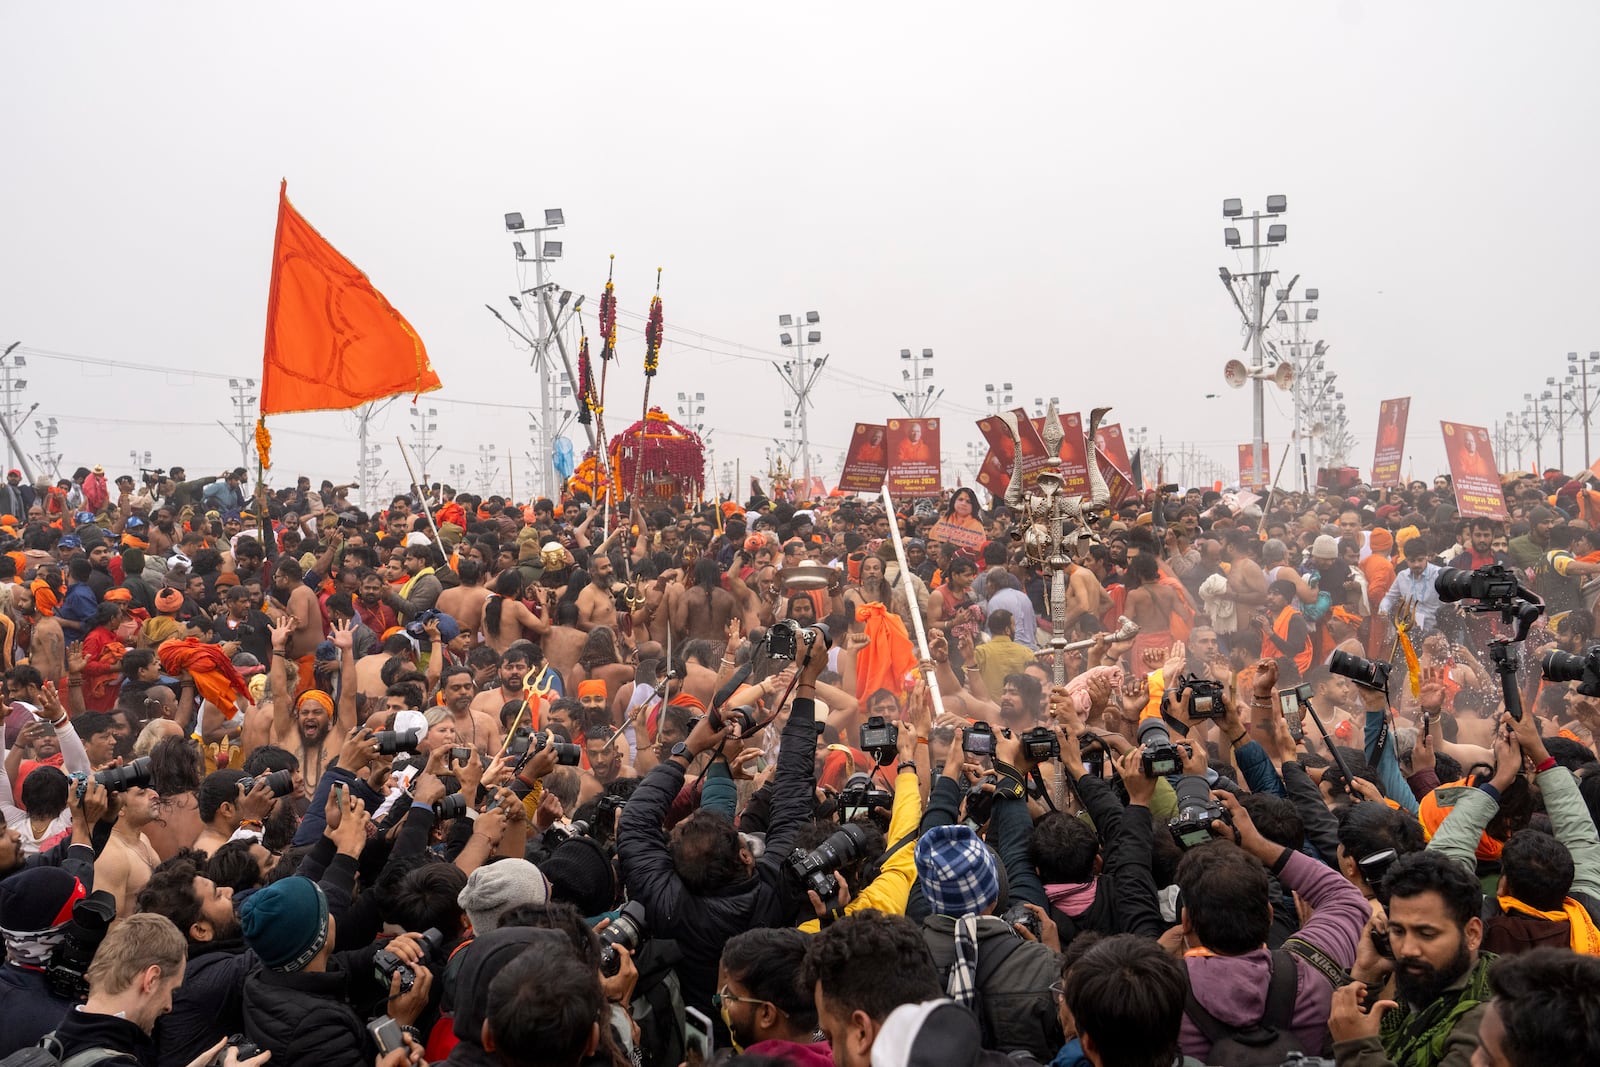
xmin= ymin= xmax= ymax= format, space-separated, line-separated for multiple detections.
xmin=4 ymin=2 xmax=1598 ymax=506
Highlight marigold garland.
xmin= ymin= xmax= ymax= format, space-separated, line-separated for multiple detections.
xmin=643 ymin=268 xmax=664 ymax=378
xmin=599 ymin=255 xmax=617 ymax=360
xmin=576 ymin=333 xmax=595 ymax=426
xmin=254 ymin=418 xmax=272 ymax=470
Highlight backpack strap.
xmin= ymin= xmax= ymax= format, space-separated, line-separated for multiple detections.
xmin=58 ymin=1050 xmax=126 ymax=1067
xmin=1260 ymin=949 xmax=1300 ymax=1029
xmin=859 ymin=828 xmax=919 ymax=886
xmin=1183 ymin=950 xmax=1299 ymax=1042
xmin=1283 ymin=936 xmax=1352 ymax=990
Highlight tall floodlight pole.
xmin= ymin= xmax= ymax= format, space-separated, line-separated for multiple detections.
xmin=776 ymin=312 xmax=826 ymax=498
xmin=508 ymin=209 xmax=565 ymax=500
xmin=893 ymin=348 xmax=942 ymax=417
xmin=1219 ymin=196 xmax=1288 ymax=485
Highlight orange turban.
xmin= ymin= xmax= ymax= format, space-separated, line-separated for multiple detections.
xmin=578 ymin=679 xmax=607 ymax=700
xmin=298 ymin=689 xmax=335 ymax=715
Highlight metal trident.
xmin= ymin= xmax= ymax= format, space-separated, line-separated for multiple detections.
xmin=997 ymin=403 xmax=1116 ymax=686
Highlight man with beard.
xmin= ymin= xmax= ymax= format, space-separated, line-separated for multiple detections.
xmin=136 ymin=857 xmax=252 ymax=1067
xmin=268 ymin=618 xmax=355 ymax=794
xmin=470 ymin=641 xmax=535 ymax=724
xmin=716 ymin=928 xmax=829 ymax=1062
xmin=1329 ymin=849 xmax=1493 ymax=1067
xmin=146 ymin=506 xmax=178 ymax=555
xmin=209 ymin=585 xmax=273 ymax=666
xmin=93 ymin=783 xmax=163 ymax=917
xmin=441 ymin=664 xmax=502 ymax=754
xmin=270 ymin=557 xmax=324 ymax=675
xmin=352 ymin=567 xmax=398 ymax=636
xmin=381 ymin=543 xmax=443 ymax=621
xmin=577 ymin=553 xmax=621 ymax=633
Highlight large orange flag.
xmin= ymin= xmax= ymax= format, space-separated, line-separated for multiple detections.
xmin=260 ymin=180 xmax=440 ymax=415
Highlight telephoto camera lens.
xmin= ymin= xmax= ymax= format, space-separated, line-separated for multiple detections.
xmin=237 ymin=768 xmax=295 ymax=798
xmin=1433 ymin=567 xmax=1476 ymax=604
xmin=1542 ymin=649 xmax=1588 ymax=683
xmin=95 ymin=756 xmax=153 ymax=794
xmin=1329 ymin=649 xmax=1392 ymax=692
xmin=1167 ymin=775 xmax=1228 ymax=850
xmin=374 ymin=730 xmax=420 ymax=756
xmin=599 ymin=900 xmax=649 ymax=977
xmin=786 ymin=824 xmax=867 ymax=902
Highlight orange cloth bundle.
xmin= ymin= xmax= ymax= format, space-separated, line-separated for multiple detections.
xmin=854 ymin=602 xmax=919 ymax=702
xmin=158 ymin=637 xmax=250 ymax=713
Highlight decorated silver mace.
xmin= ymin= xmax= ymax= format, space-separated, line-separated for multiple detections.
xmin=997 ymin=402 xmax=1117 ymax=687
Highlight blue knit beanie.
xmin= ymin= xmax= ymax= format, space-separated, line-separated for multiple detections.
xmin=240 ymin=876 xmax=329 ymax=972
xmin=914 ymin=824 xmax=1000 ymax=917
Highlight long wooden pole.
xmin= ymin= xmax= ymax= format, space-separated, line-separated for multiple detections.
xmin=880 ymin=485 xmax=944 ymax=714
xmin=395 ymin=437 xmax=442 ymax=542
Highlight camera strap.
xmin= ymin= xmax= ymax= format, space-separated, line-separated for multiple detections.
xmin=1282 ymin=935 xmax=1351 ymax=989
xmin=859 ymin=827 xmax=920 ymax=888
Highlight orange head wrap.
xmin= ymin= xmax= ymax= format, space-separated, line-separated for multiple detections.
xmin=577 ymin=679 xmax=607 ymax=700
xmin=297 ymin=689 xmax=335 ymax=716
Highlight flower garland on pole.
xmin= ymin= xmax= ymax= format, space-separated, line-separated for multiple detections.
xmin=633 ymin=267 xmax=664 ymax=504
xmin=595 ymin=256 xmax=618 ymax=535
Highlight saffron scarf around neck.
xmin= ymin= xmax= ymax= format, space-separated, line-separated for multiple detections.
xmin=1497 ymin=894 xmax=1600 ymax=955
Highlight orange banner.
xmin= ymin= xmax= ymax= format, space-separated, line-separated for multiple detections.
xmin=885 ymin=418 xmax=942 ymax=496
xmin=1440 ymin=421 xmax=1509 ymax=520
xmin=1371 ymin=397 xmax=1410 ymax=487
xmin=261 ymin=181 xmax=440 ymax=415
xmin=838 ymin=423 xmax=888 ymax=493
xmin=1237 ymin=443 xmax=1271 ymax=489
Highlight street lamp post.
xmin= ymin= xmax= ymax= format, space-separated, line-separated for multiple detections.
xmin=1567 ymin=351 xmax=1600 ymax=469
xmin=983 ymin=382 xmax=1014 ymax=416
xmin=1218 ymin=195 xmax=1288 ymax=486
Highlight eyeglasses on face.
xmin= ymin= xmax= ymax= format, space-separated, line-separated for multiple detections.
xmin=712 ymin=987 xmax=774 ymax=1012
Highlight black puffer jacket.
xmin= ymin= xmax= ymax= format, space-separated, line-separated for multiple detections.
xmin=617 ymin=696 xmax=817 ymax=1019
xmin=240 ymin=945 xmax=385 ymax=1067
xmin=154 ymin=941 xmax=257 ymax=1067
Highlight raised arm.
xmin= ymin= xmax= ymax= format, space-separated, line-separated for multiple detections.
xmin=330 ymin=618 xmax=359 ymax=733
xmin=268 ymin=616 xmax=295 ymax=742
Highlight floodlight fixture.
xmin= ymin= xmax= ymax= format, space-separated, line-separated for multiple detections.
xmin=1267 ymin=223 xmax=1287 ymax=243
xmin=513 ymin=241 xmax=527 ymax=259
xmin=1305 ymin=308 xmax=1318 ymax=321
xmin=779 ymin=333 xmax=793 ymax=346
xmin=900 ymin=349 xmax=912 ymax=359
xmin=805 ymin=311 xmax=820 ymax=324
xmin=779 ymin=314 xmax=793 ymax=327
xmin=544 ymin=241 xmax=563 ymax=259
xmin=545 ymin=209 xmax=564 ymax=227
xmin=1305 ymin=288 xmax=1319 ymax=300
xmin=807 ymin=331 xmax=820 ymax=343
xmin=1265 ymin=194 xmax=1287 ymax=213
xmin=504 ymin=213 xmax=524 ymax=231
xmin=1223 ymin=198 xmax=1243 ymax=217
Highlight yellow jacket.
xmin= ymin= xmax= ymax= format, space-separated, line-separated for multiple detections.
xmin=800 ymin=769 xmax=922 ymax=933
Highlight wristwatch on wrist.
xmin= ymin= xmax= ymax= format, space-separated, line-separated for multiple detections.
xmin=670 ymin=742 xmax=692 ymax=762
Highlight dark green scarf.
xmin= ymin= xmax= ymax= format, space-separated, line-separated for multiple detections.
xmin=1378 ymin=952 xmax=1496 ymax=1067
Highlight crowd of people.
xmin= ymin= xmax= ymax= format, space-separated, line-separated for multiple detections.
xmin=0 ymin=458 xmax=1596 ymax=1067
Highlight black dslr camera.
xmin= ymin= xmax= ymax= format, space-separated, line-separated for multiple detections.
xmin=522 ymin=732 xmax=582 ymax=767
xmin=1137 ymin=718 xmax=1183 ymax=778
xmin=237 ymin=768 xmax=295 ymax=799
xmin=1167 ymin=776 xmax=1230 ymax=850
xmin=787 ymin=824 xmax=866 ymax=903
xmin=1019 ymin=725 xmax=1060 ymax=763
xmin=765 ymin=620 xmax=832 ymax=661
xmin=1542 ymin=646 xmax=1600 ymax=698
xmin=838 ymin=772 xmax=893 ymax=825
xmin=962 ymin=721 xmax=996 ymax=757
xmin=859 ymin=716 xmax=900 ymax=766
xmin=1435 ymin=563 xmax=1520 ymax=606
xmin=373 ymin=928 xmax=444 ymax=994
xmin=46 ymin=890 xmax=117 ymax=1000
xmin=69 ymin=755 xmax=154 ymax=803
xmin=1330 ymin=650 xmax=1392 ymax=693
xmin=1172 ymin=674 xmax=1227 ymax=720
xmin=599 ymin=900 xmax=649 ymax=977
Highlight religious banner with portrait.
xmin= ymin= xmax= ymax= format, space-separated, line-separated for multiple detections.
xmin=1440 ymin=421 xmax=1510 ymax=520
xmin=885 ymin=418 xmax=942 ymax=496
xmin=838 ymin=423 xmax=889 ymax=493
xmin=1371 ymin=397 xmax=1410 ymax=487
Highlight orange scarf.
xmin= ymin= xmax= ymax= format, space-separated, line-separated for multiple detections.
xmin=853 ymin=602 xmax=919 ymax=702
xmin=1498 ymin=894 xmax=1600 ymax=955
xmin=31 ymin=578 xmax=59 ymax=617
